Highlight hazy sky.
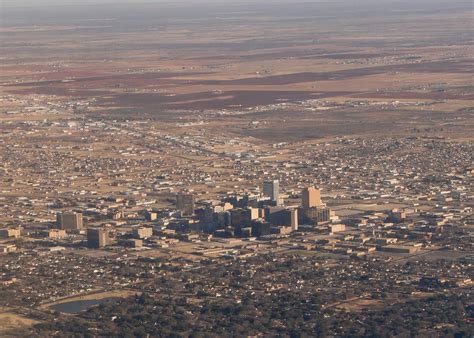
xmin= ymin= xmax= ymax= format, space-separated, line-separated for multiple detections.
xmin=2 ymin=0 xmax=263 ymax=6
xmin=0 ymin=0 xmax=362 ymax=8
xmin=0 ymin=0 xmax=331 ymax=10
xmin=1 ymin=0 xmax=468 ymax=10
xmin=2 ymin=0 xmax=463 ymax=5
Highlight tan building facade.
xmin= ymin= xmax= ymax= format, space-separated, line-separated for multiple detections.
xmin=302 ymin=187 xmax=322 ymax=209
xmin=0 ymin=228 xmax=21 ymax=239
xmin=133 ymin=227 xmax=153 ymax=239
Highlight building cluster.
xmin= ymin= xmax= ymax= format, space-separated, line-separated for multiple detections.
xmin=0 ymin=120 xmax=472 ymax=256
xmin=1 ymin=172 xmax=471 ymax=262
xmin=0 ymin=112 xmax=472 ymax=328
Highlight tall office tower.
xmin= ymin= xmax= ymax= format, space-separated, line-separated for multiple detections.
xmin=302 ymin=187 xmax=322 ymax=209
xmin=290 ymin=208 xmax=299 ymax=231
xmin=263 ymin=180 xmax=280 ymax=204
xmin=229 ymin=208 xmax=253 ymax=228
xmin=300 ymin=206 xmax=331 ymax=225
xmin=57 ymin=212 xmax=84 ymax=231
xmin=264 ymin=207 xmax=298 ymax=232
xmin=176 ymin=193 xmax=195 ymax=216
xmin=87 ymin=228 xmax=109 ymax=248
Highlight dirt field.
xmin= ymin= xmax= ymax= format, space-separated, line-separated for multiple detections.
xmin=0 ymin=308 xmax=39 ymax=337
xmin=1 ymin=0 xmax=472 ymax=135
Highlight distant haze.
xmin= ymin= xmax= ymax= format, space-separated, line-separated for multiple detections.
xmin=1 ymin=0 xmax=466 ymax=8
xmin=2 ymin=0 xmax=470 ymax=25
xmin=3 ymin=0 xmax=287 ymax=7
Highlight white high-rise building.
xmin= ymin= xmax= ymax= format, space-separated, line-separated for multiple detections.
xmin=263 ymin=180 xmax=280 ymax=204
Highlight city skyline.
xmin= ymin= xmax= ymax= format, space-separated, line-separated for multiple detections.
xmin=0 ymin=0 xmax=472 ymax=336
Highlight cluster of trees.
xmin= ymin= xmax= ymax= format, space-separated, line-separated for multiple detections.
xmin=31 ymin=292 xmax=472 ymax=337
xmin=33 ymin=292 xmax=327 ymax=337
xmin=28 ymin=254 xmax=472 ymax=337
xmin=331 ymin=293 xmax=472 ymax=337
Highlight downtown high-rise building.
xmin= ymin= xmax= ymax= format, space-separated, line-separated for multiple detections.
xmin=301 ymin=187 xmax=322 ymax=209
xmin=263 ymin=180 xmax=280 ymax=204
xmin=87 ymin=228 xmax=109 ymax=248
xmin=176 ymin=193 xmax=195 ymax=216
xmin=56 ymin=212 xmax=84 ymax=231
